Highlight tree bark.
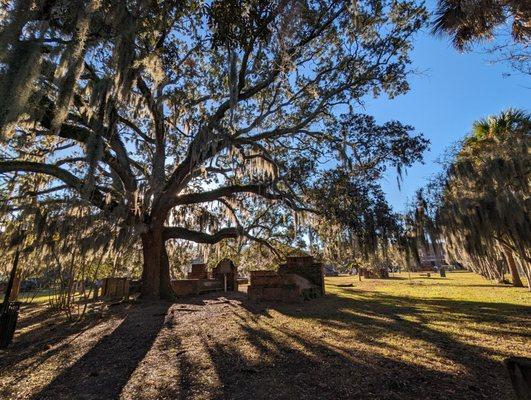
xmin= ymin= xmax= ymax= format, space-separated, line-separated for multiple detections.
xmin=141 ymin=227 xmax=175 ymax=300
xmin=159 ymin=243 xmax=175 ymax=299
xmin=504 ymin=249 xmax=524 ymax=288
xmin=521 ymin=265 xmax=531 ymax=292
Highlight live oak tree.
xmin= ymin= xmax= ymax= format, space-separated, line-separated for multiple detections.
xmin=0 ymin=0 xmax=427 ymax=299
xmin=205 ymin=114 xmax=428 ymax=273
xmin=308 ymin=114 xmax=428 ymax=272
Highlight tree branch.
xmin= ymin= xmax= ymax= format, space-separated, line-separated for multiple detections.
xmin=0 ymin=161 xmax=111 ymax=210
xmin=163 ymin=226 xmax=241 ymax=244
xmin=173 ymin=183 xmax=277 ymax=206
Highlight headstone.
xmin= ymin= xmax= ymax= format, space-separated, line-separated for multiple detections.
xmin=8 ymin=272 xmax=21 ymax=302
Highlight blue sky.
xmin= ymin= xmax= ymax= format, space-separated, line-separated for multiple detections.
xmin=364 ymin=25 xmax=530 ymax=213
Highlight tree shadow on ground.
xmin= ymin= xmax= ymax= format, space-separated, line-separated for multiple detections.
xmin=186 ymin=289 xmax=525 ymax=400
xmin=147 ymin=292 xmax=463 ymax=400
xmin=431 ymin=283 xmax=519 ymax=289
xmin=196 ymin=319 xmax=458 ymax=400
xmin=2 ymin=288 xmax=527 ymax=400
xmin=29 ymin=302 xmax=170 ymax=400
xmin=0 ymin=304 xmax=109 ymax=376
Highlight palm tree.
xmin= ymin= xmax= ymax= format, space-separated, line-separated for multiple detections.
xmin=436 ymin=109 xmax=531 ymax=289
xmin=472 ymin=109 xmax=530 ymax=139
xmin=462 ymin=108 xmax=530 ymax=154
xmin=432 ymin=0 xmax=531 ymax=50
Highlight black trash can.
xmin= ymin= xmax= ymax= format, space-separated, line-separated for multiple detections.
xmin=0 ymin=301 xmax=21 ymax=348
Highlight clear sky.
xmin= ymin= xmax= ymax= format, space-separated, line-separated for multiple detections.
xmin=363 ymin=20 xmax=530 ymax=213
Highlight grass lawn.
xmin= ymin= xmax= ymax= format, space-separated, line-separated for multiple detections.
xmin=17 ymin=290 xmax=56 ymax=304
xmin=0 ymin=271 xmax=529 ymax=400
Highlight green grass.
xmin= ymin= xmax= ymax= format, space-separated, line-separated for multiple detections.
xmin=17 ymin=290 xmax=56 ymax=303
xmin=326 ymin=270 xmax=531 ymax=306
xmin=17 ymin=289 xmax=89 ymax=304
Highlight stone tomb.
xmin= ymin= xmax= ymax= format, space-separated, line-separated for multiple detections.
xmin=248 ymin=256 xmax=325 ymax=303
xmin=360 ymin=267 xmax=389 ymax=279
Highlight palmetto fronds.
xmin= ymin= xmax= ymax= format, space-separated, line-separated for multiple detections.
xmin=432 ymin=0 xmax=531 ymax=50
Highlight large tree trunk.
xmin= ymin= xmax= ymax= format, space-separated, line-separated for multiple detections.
xmin=141 ymin=226 xmax=175 ymax=300
xmin=159 ymin=243 xmax=175 ymax=299
xmin=504 ymin=249 xmax=524 ymax=288
xmin=514 ymin=253 xmax=531 ymax=292
xmin=522 ymin=266 xmax=531 ymax=292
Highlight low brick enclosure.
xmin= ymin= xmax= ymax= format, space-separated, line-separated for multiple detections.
xmin=101 ymin=277 xmax=130 ymax=301
xmin=187 ymin=263 xmax=208 ymax=279
xmin=248 ymin=256 xmax=325 ymax=303
xmin=279 ymin=256 xmax=325 ymax=295
xmin=172 ymin=258 xmax=238 ymax=297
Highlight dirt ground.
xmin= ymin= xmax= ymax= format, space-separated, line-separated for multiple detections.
xmin=0 ymin=272 xmax=530 ymax=400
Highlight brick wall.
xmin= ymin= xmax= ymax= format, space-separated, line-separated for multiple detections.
xmin=278 ymin=256 xmax=325 ymax=295
xmin=102 ymin=278 xmax=130 ymax=300
xmin=248 ymin=256 xmax=325 ymax=302
xmin=188 ymin=263 xmax=208 ymax=279
xmin=171 ymin=279 xmax=199 ymax=297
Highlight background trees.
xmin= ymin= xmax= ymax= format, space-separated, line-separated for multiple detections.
xmin=0 ymin=0 xmax=427 ymax=298
xmin=308 ymin=114 xmax=427 ymax=272
xmin=417 ymin=109 xmax=531 ymax=289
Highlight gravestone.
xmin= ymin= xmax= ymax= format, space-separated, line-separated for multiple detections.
xmin=8 ymin=271 xmax=21 ymax=301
